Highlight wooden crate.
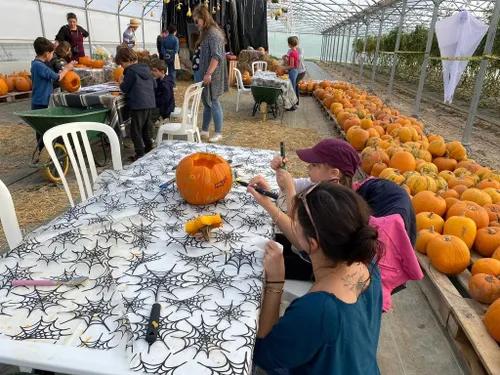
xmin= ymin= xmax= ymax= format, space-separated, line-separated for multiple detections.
xmin=0 ymin=91 xmax=32 ymax=103
xmin=416 ymin=251 xmax=500 ymax=375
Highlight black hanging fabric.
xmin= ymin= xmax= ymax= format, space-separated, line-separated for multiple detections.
xmin=161 ymin=0 xmax=268 ymax=56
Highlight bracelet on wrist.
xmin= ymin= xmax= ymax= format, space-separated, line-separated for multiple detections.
xmin=272 ymin=209 xmax=281 ymax=224
xmin=265 ymin=287 xmax=284 ymax=294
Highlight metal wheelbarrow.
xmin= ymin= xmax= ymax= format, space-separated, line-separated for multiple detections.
xmin=250 ymin=85 xmax=283 ymax=120
xmin=15 ymin=107 xmax=111 ymax=183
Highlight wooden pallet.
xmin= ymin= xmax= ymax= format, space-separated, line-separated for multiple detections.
xmin=0 ymin=91 xmax=32 ymax=103
xmin=299 ymin=90 xmax=313 ymax=96
xmin=312 ymin=93 xmax=347 ymax=140
xmin=416 ymin=251 xmax=500 ymax=375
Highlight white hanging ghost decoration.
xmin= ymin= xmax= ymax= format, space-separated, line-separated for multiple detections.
xmin=435 ymin=10 xmax=488 ymax=104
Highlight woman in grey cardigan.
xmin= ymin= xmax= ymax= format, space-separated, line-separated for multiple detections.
xmin=193 ymin=5 xmax=228 ymax=143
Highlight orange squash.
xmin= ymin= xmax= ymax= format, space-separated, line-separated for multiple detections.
xmin=485 ymin=298 xmax=500 ymax=343
xmin=433 ymin=154 xmax=458 ymax=172
xmin=469 ymin=273 xmax=500 ymax=304
xmin=445 ymin=197 xmax=460 ymax=213
xmin=471 ymin=258 xmax=500 ymax=277
xmin=428 ymin=139 xmax=446 ymax=157
xmin=461 ymin=188 xmax=493 ymax=206
xmin=371 ymin=161 xmax=388 ymax=177
xmin=412 ymin=191 xmax=447 ymax=216
xmin=474 ymin=227 xmax=500 ymax=257
xmin=60 ymin=71 xmax=81 ymax=93
xmin=446 ymin=141 xmax=467 ymax=161
xmin=113 ymin=66 xmax=124 ymax=82
xmin=346 ymin=126 xmax=369 ymax=151
xmin=360 ymin=147 xmax=389 ymax=174
xmin=415 ymin=226 xmax=440 ymax=254
xmin=389 ymin=151 xmax=416 ymax=173
xmin=0 ymin=79 xmax=7 ymax=96
xmin=443 ymin=213 xmax=477 ymax=249
xmin=477 ymin=179 xmax=500 ymax=190
xmin=427 ymin=235 xmax=470 ymax=275
xmin=416 ymin=212 xmax=444 ymax=233
xmin=14 ymin=77 xmax=30 ymax=92
xmin=175 ymin=153 xmax=233 ymax=205
xmin=439 ymin=189 xmax=459 ymax=199
xmin=5 ymin=77 xmax=15 ymax=92
xmin=446 ymin=200 xmax=489 ymax=229
xmin=483 ymin=203 xmax=500 ymax=223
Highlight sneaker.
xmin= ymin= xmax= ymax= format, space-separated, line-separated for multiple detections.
xmin=209 ymin=133 xmax=223 ymax=143
xmin=200 ymin=130 xmax=210 ymax=138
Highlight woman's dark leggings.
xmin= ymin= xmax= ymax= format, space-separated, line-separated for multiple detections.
xmin=295 ymin=72 xmax=306 ymax=105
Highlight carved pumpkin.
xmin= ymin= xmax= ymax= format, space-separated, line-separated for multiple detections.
xmin=176 ymin=153 xmax=233 ymax=205
xmin=415 ymin=226 xmax=440 ymax=254
xmin=428 ymin=139 xmax=446 ymax=157
xmin=113 ymin=66 xmax=124 ymax=82
xmin=427 ymin=235 xmax=470 ymax=275
xmin=483 ymin=203 xmax=500 ymax=222
xmin=361 ymin=147 xmax=389 ymax=174
xmin=60 ymin=71 xmax=81 ymax=93
xmin=412 ymin=191 xmax=446 ymax=216
xmin=446 ymin=200 xmax=489 ymax=229
xmin=471 ymin=258 xmax=500 ymax=277
xmin=446 ymin=141 xmax=467 ymax=161
xmin=469 ymin=273 xmax=500 ymax=304
xmin=484 ymin=298 xmax=500 ymax=343
xmin=461 ymin=188 xmax=493 ymax=206
xmin=14 ymin=77 xmax=30 ymax=92
xmin=416 ymin=212 xmax=444 ymax=233
xmin=433 ymin=154 xmax=457 ymax=172
xmin=0 ymin=79 xmax=7 ymax=96
xmin=474 ymin=227 xmax=500 ymax=257
xmin=389 ymin=151 xmax=416 ymax=173
xmin=443 ymin=213 xmax=477 ymax=249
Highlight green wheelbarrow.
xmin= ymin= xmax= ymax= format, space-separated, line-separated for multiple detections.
xmin=15 ymin=107 xmax=111 ymax=183
xmin=250 ymin=85 xmax=283 ymax=120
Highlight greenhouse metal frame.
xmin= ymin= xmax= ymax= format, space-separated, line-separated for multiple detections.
xmin=268 ymin=0 xmax=500 ymax=147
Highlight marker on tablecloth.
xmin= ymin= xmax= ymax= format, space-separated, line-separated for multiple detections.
xmin=146 ymin=293 xmax=161 ymax=344
xmin=280 ymin=142 xmax=286 ymax=170
xmin=159 ymin=177 xmax=176 ymax=190
xmin=235 ymin=178 xmax=279 ymax=200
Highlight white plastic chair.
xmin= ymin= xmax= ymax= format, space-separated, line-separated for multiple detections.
xmin=170 ymin=82 xmax=203 ymax=120
xmin=0 ymin=180 xmax=22 ymax=250
xmin=234 ymin=68 xmax=251 ymax=112
xmin=252 ymin=61 xmax=268 ymax=75
xmin=43 ymin=122 xmax=123 ymax=207
xmin=156 ymin=86 xmax=204 ymax=145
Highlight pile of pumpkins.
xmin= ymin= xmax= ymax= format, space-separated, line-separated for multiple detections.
xmin=242 ymin=71 xmax=252 ymax=86
xmin=75 ymin=56 xmax=105 ymax=69
xmin=0 ymin=71 xmax=32 ymax=95
xmin=312 ymin=80 xmax=500 ymax=344
xmin=298 ymin=79 xmax=321 ymax=93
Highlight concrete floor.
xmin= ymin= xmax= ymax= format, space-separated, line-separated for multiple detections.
xmin=0 ymin=66 xmax=467 ymax=375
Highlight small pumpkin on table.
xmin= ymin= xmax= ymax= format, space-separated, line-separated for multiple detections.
xmin=185 ymin=214 xmax=223 ymax=241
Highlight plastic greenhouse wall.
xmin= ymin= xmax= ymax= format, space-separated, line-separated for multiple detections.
xmin=0 ymin=0 xmax=162 ymax=65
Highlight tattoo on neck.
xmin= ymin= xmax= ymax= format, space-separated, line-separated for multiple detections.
xmin=341 ymin=271 xmax=368 ymax=296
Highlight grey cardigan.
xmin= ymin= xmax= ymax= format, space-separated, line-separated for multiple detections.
xmin=199 ymin=27 xmax=228 ymax=99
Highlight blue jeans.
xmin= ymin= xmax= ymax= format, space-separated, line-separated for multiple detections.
xmin=288 ymin=68 xmax=298 ymax=108
xmin=166 ymin=60 xmax=177 ymax=83
xmin=201 ymin=95 xmax=223 ymax=133
xmin=32 ymin=103 xmax=48 ymax=150
xmin=193 ymin=70 xmax=202 ymax=83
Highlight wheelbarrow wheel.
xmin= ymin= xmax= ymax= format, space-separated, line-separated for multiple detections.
xmin=39 ymin=143 xmax=69 ymax=183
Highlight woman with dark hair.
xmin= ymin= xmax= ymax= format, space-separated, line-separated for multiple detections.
xmin=55 ymin=12 xmax=89 ymax=59
xmin=192 ymin=5 xmax=228 ymax=143
xmin=161 ymin=24 xmax=179 ymax=82
xmin=249 ymin=181 xmax=383 ymax=374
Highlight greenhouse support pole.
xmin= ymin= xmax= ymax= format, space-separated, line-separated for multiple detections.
xmin=84 ymin=0 xmax=93 ymax=57
xmin=37 ymin=0 xmax=46 ymax=38
xmin=323 ymin=34 xmax=328 ymax=62
xmin=370 ymin=8 xmax=385 ymax=92
xmin=387 ymin=0 xmax=407 ymax=102
xmin=329 ymin=33 xmax=335 ymax=62
xmin=339 ymin=26 xmax=346 ymax=65
xmin=412 ymin=0 xmax=441 ymax=118
xmin=462 ymin=0 xmax=500 ymax=147
xmin=118 ymin=5 xmax=122 ymax=44
xmin=335 ymin=29 xmax=341 ymax=63
xmin=344 ymin=26 xmax=352 ymax=69
xmin=359 ymin=20 xmax=369 ymax=85
xmin=142 ymin=8 xmax=146 ymax=50
xmin=350 ymin=23 xmax=360 ymax=81
xmin=321 ymin=35 xmax=325 ymax=61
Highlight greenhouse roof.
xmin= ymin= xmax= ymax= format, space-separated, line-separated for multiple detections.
xmin=267 ymin=0 xmax=496 ymax=35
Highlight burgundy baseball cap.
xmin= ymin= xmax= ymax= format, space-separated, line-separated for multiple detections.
xmin=296 ymin=139 xmax=361 ymax=177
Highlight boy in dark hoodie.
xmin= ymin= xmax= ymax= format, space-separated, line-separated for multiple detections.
xmin=151 ymin=60 xmax=175 ymax=123
xmin=48 ymin=41 xmax=72 ymax=90
xmin=116 ymin=47 xmax=156 ymax=160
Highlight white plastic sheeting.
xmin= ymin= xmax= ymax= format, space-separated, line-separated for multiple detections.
xmin=435 ymin=9 xmax=488 ymax=104
xmin=0 ymin=0 xmax=162 ymax=62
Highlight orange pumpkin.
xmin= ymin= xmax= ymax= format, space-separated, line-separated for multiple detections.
xmin=428 ymin=139 xmax=446 ymax=157
xmin=448 ymin=176 xmax=475 ymax=189
xmin=485 ymin=297 xmax=500 ymax=343
xmin=343 ymin=117 xmax=361 ymax=132
xmin=113 ymin=66 xmax=124 ymax=82
xmin=346 ymin=126 xmax=369 ymax=151
xmin=471 ymin=258 xmax=500 ymax=277
xmin=438 ymin=170 xmax=456 ymax=182
xmin=469 ymin=273 xmax=500 ymax=304
xmin=371 ymin=161 xmax=388 ymax=177
xmin=60 ymin=71 xmax=81 ymax=93
xmin=412 ymin=191 xmax=447 ymax=216
xmin=427 ymin=235 xmax=470 ymax=275
xmin=14 ymin=77 xmax=30 ymax=92
xmin=433 ymin=155 xmax=458 ymax=172
xmin=276 ymin=66 xmax=286 ymax=76
xmin=389 ymin=151 xmax=416 ymax=173
xmin=461 ymin=188 xmax=492 ymax=206
xmin=446 ymin=141 xmax=467 ymax=161
xmin=476 ymin=167 xmax=492 ymax=179
xmin=446 ymin=200 xmax=489 ymax=229
xmin=175 ymin=153 xmax=233 ymax=205
xmin=477 ymin=179 xmax=500 ymax=190
xmin=445 ymin=197 xmax=460 ymax=213
xmin=407 ymin=174 xmax=437 ymax=195
xmin=453 ymin=185 xmax=470 ymax=196
xmin=443 ymin=213 xmax=477 ymax=249
xmin=474 ymin=227 xmax=500 ymax=257
xmin=439 ymin=189 xmax=459 ymax=199
xmin=483 ymin=203 xmax=500 ymax=222
xmin=360 ymin=147 xmax=389 ymax=174
xmin=0 ymin=79 xmax=7 ymax=96
xmin=416 ymin=212 xmax=444 ymax=233
xmin=5 ymin=77 xmax=15 ymax=92
xmin=415 ymin=226 xmax=440 ymax=254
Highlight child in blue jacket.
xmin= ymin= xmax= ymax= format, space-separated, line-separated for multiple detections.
xmin=151 ymin=60 xmax=175 ymax=123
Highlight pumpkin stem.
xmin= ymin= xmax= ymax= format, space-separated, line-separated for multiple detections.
xmin=429 ymin=225 xmax=435 ymax=233
xmin=443 ymin=236 xmax=452 ymax=242
xmin=488 ymin=228 xmax=497 ymax=235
